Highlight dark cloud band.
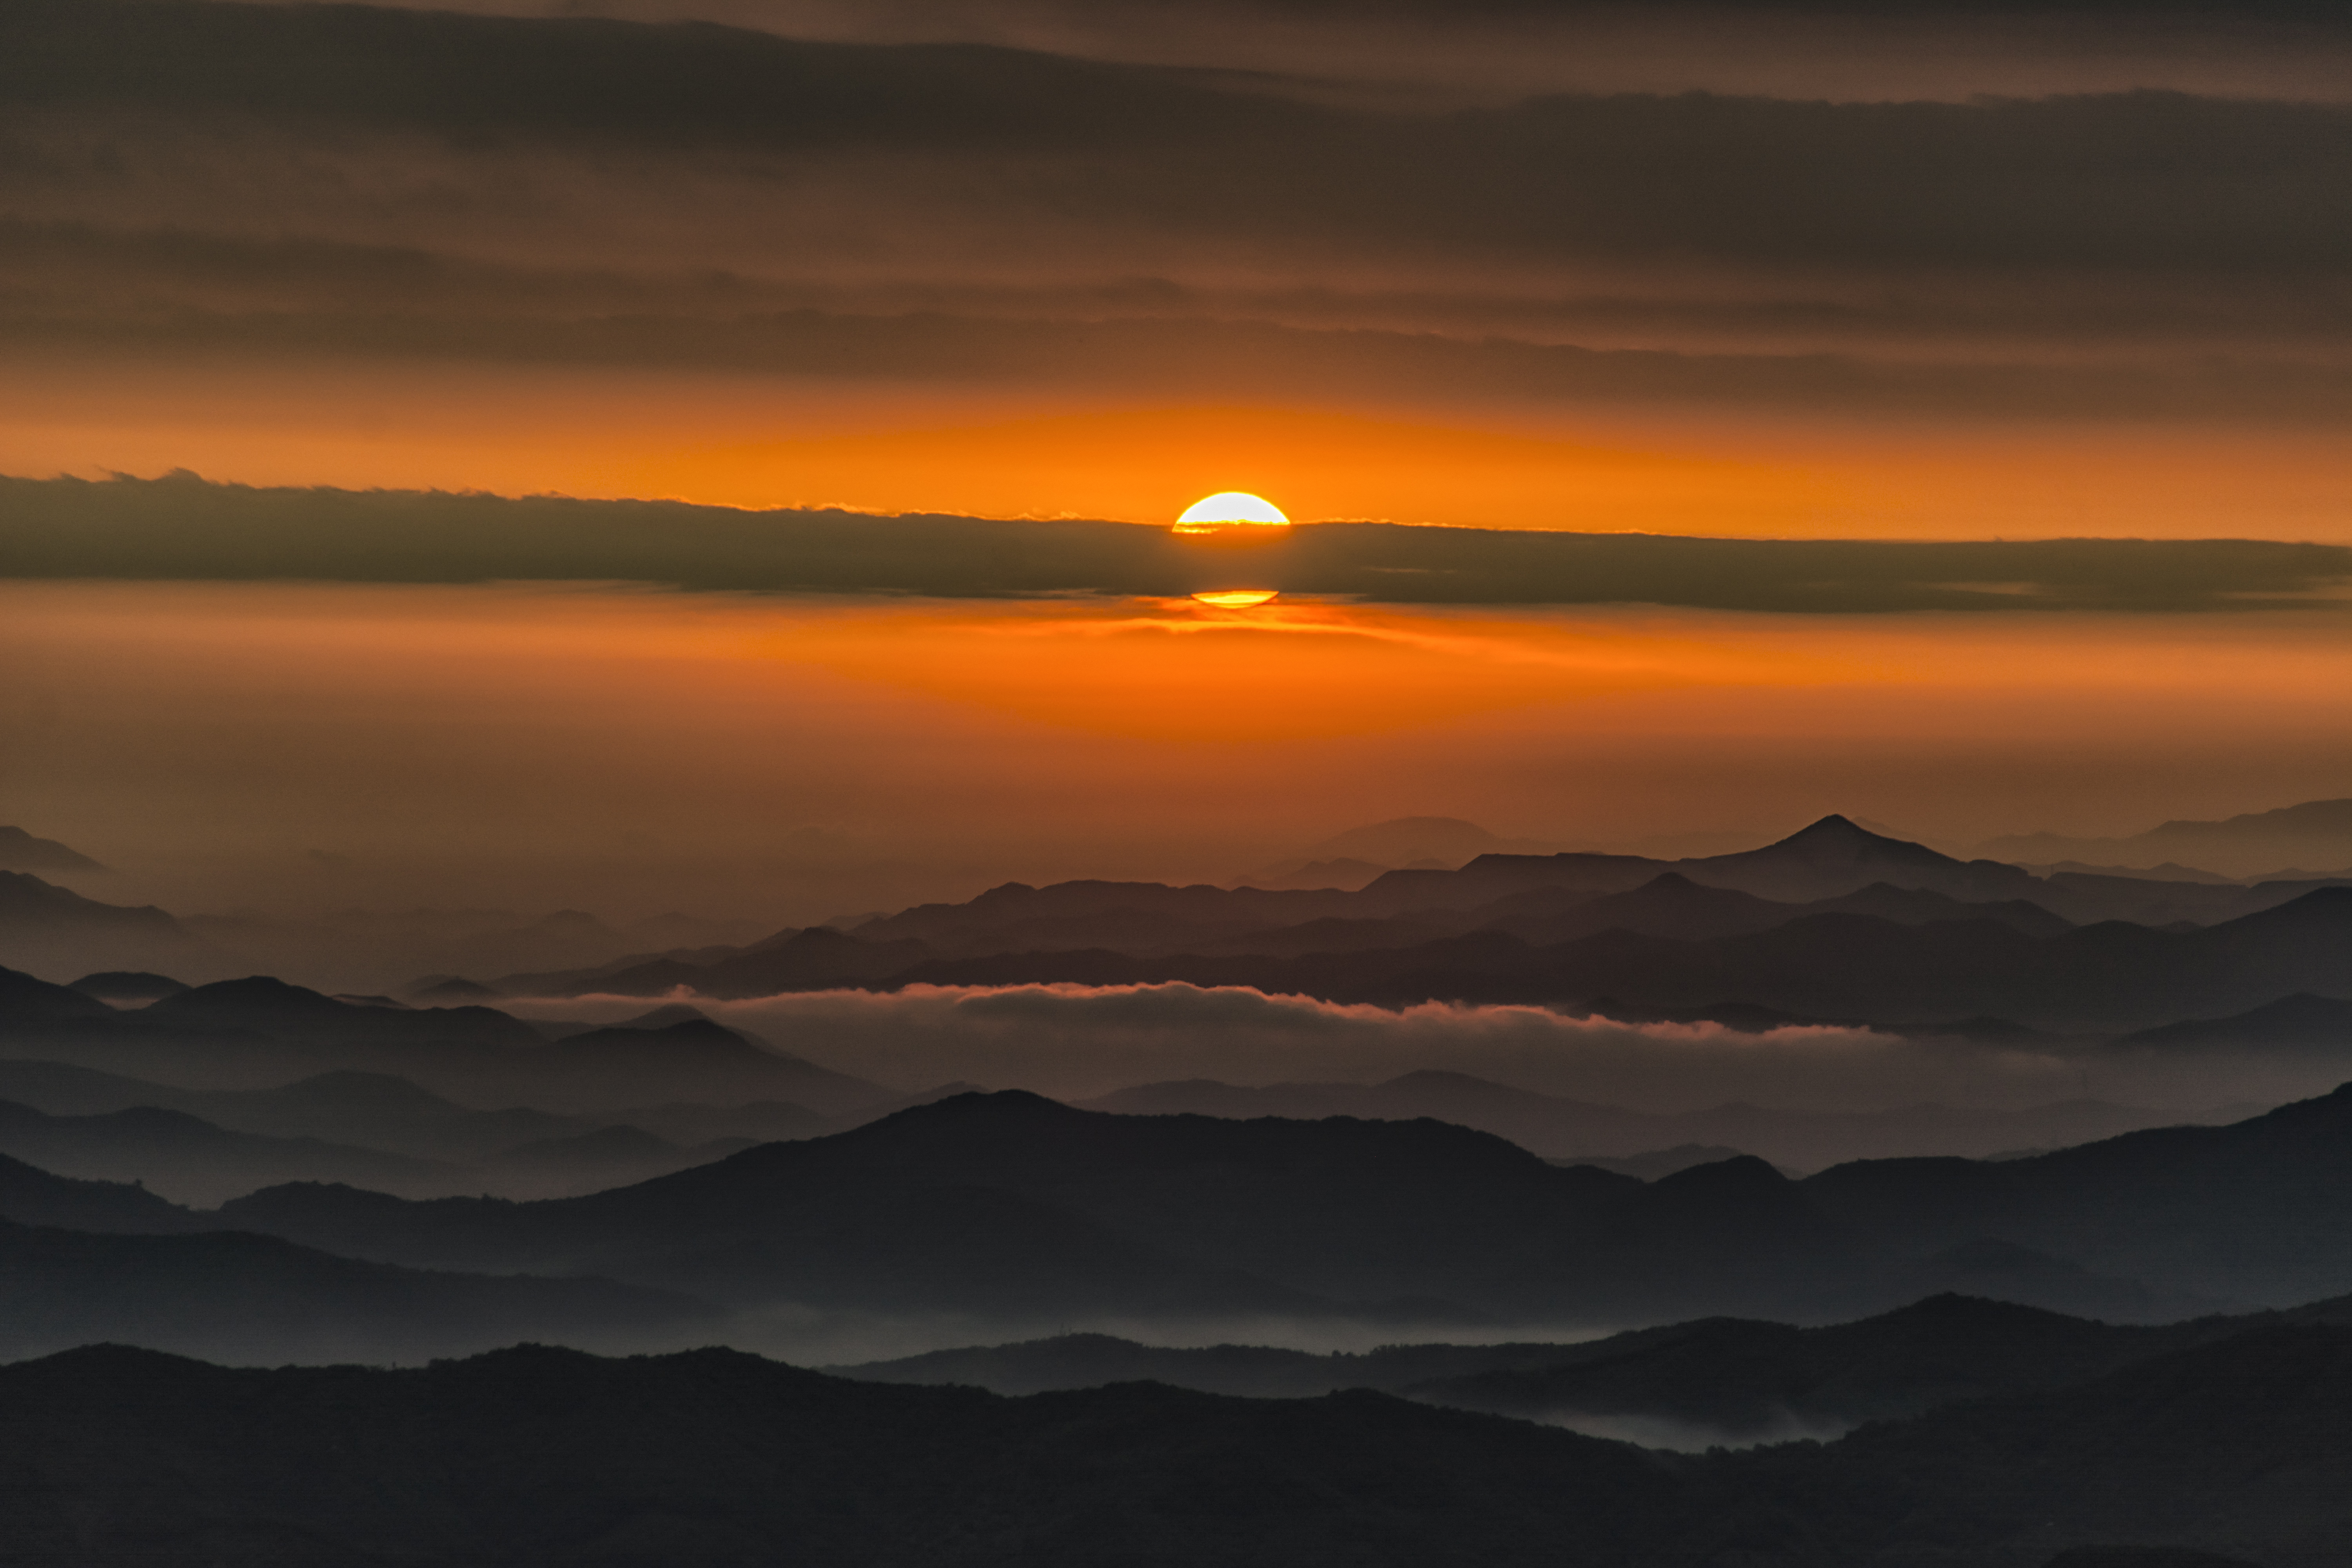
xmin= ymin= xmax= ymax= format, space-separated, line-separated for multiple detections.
xmin=4 ymin=473 xmax=2343 ymax=612
xmin=8 ymin=3 xmax=2352 ymax=272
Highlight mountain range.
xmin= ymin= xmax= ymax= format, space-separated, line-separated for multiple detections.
xmin=1982 ymin=797 xmax=2352 ymax=878
xmin=104 ymin=1081 xmax=2352 ymax=1329
xmin=10 ymin=815 xmax=2352 ymax=1050
xmin=448 ymin=817 xmax=2352 ymax=1037
xmin=1080 ymin=1073 xmax=2249 ymax=1171
xmin=837 ymin=1289 xmax=2352 ymax=1445
xmin=2 ymin=1323 xmax=2338 ymax=1564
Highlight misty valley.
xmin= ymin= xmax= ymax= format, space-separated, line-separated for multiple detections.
xmin=4 ymin=810 xmax=2352 ymax=1564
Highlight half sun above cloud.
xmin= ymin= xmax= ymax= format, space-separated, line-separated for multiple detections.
xmin=1173 ymin=492 xmax=1290 ymax=535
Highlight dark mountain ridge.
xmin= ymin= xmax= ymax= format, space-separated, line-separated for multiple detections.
xmin=0 ymin=1218 xmax=714 ymax=1365
xmin=840 ymin=1289 xmax=2352 ymax=1442
xmin=1081 ymin=1072 xmax=2238 ymax=1169
xmin=191 ymin=1081 xmax=2352 ymax=1325
xmin=863 ymin=885 xmax=2352 ymax=1030
xmin=5 ymin=1322 xmax=2351 ymax=1564
xmin=471 ymin=820 xmax=2352 ymax=1034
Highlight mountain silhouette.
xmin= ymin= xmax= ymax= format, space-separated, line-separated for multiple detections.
xmin=5 ymin=1322 xmax=2351 ymax=1563
xmin=0 ymin=1220 xmax=714 ymax=1364
xmin=858 ymin=883 xmax=2352 ymax=1030
xmin=0 ymin=1098 xmax=450 ymax=1208
xmin=178 ymin=1085 xmax=2352 ymax=1326
xmin=1983 ymin=796 xmax=2352 ymax=878
xmin=0 ymin=965 xmax=115 ymax=1024
xmin=469 ymin=818 xmax=2352 ymax=1030
xmin=0 ymin=827 xmax=105 ymax=873
xmin=143 ymin=975 xmax=540 ymax=1048
xmin=2113 ymin=989 xmax=2352 ymax=1052
xmin=522 ymin=925 xmax=936 ymax=999
xmin=841 ymin=1290 xmax=2352 ymax=1442
xmin=0 ymin=872 xmax=220 ymax=979
xmin=0 ymin=1150 xmax=195 ymax=1233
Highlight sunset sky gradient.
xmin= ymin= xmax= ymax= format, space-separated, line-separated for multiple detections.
xmin=4 ymin=0 xmax=2349 ymax=918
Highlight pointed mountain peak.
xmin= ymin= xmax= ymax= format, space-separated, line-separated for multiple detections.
xmin=1784 ymin=813 xmax=1878 ymax=842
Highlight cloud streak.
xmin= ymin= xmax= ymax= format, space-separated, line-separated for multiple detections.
xmin=523 ymin=980 xmax=2082 ymax=1109
xmin=6 ymin=3 xmax=2352 ymax=427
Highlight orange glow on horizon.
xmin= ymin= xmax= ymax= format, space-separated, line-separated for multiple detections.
xmin=13 ymin=580 xmax=2352 ymax=890
xmin=11 ymin=359 xmax=2352 ymax=543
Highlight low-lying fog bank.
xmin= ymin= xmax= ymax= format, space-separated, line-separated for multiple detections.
xmin=508 ymin=982 xmax=2329 ymax=1114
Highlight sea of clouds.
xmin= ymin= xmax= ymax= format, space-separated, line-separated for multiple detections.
xmin=505 ymin=982 xmax=2136 ymax=1112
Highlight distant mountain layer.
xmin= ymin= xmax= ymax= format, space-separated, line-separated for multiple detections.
xmin=0 ymin=1072 xmax=774 ymax=1206
xmin=0 ymin=968 xmax=898 ymax=1116
xmin=153 ymin=1082 xmax=2352 ymax=1327
xmin=846 ymin=883 xmax=2352 ymax=1030
xmin=4 ymin=1326 xmax=2347 ymax=1564
xmin=837 ymin=1290 xmax=2352 ymax=1441
xmin=1080 ymin=1073 xmax=2244 ymax=1169
xmin=0 ymin=1207 xmax=713 ymax=1364
xmin=1982 ymin=797 xmax=2352 ymax=877
xmin=487 ymin=819 xmax=2352 ymax=1031
xmin=0 ymin=828 xmax=103 ymax=873
xmin=0 ymin=871 xmax=219 ymax=980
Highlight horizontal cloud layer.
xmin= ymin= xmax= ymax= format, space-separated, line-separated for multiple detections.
xmin=525 ymin=980 xmax=2074 ymax=1109
xmin=4 ymin=472 xmax=2345 ymax=611
xmin=4 ymin=2 xmax=2352 ymax=425
xmin=512 ymin=979 xmax=2347 ymax=1114
xmin=10 ymin=4 xmax=2352 ymax=270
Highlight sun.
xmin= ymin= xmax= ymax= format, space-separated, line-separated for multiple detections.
xmin=1173 ymin=492 xmax=1289 ymax=535
xmin=1191 ymin=589 xmax=1279 ymax=607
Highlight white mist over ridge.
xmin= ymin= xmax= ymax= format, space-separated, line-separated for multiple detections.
xmin=501 ymin=982 xmax=2317 ymax=1113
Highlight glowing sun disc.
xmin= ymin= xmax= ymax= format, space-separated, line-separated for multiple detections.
xmin=1191 ymin=590 xmax=1280 ymax=607
xmin=1174 ymin=492 xmax=1289 ymax=533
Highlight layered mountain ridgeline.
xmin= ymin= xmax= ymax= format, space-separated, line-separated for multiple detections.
xmin=0 ymin=1216 xmax=715 ymax=1364
xmin=835 ymin=882 xmax=2352 ymax=1031
xmin=0 ymin=1151 xmax=713 ymax=1363
xmin=838 ymin=1291 xmax=2352 ymax=1442
xmin=1983 ymin=797 xmax=2352 ymax=881
xmin=0 ymin=967 xmax=900 ymax=1116
xmin=152 ymin=1084 xmax=2352 ymax=1328
xmin=0 ymin=1025 xmax=2234 ymax=1198
xmin=4 ymin=1326 xmax=2344 ymax=1565
xmin=1083 ymin=1073 xmax=2248 ymax=1171
xmin=0 ymin=1087 xmax=766 ymax=1207
xmin=485 ymin=820 xmax=2352 ymax=1035
xmin=0 ymin=828 xmax=104 ymax=874
xmin=0 ymin=870 xmax=225 ymax=982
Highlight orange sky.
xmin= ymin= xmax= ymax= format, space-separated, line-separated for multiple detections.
xmin=10 ymin=579 xmax=2352 ymax=920
xmin=7 ymin=354 xmax=2352 ymax=542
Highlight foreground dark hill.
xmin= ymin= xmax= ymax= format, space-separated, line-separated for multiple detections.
xmin=5 ymin=1325 xmax=2348 ymax=1564
xmin=200 ymin=1083 xmax=2352 ymax=1325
